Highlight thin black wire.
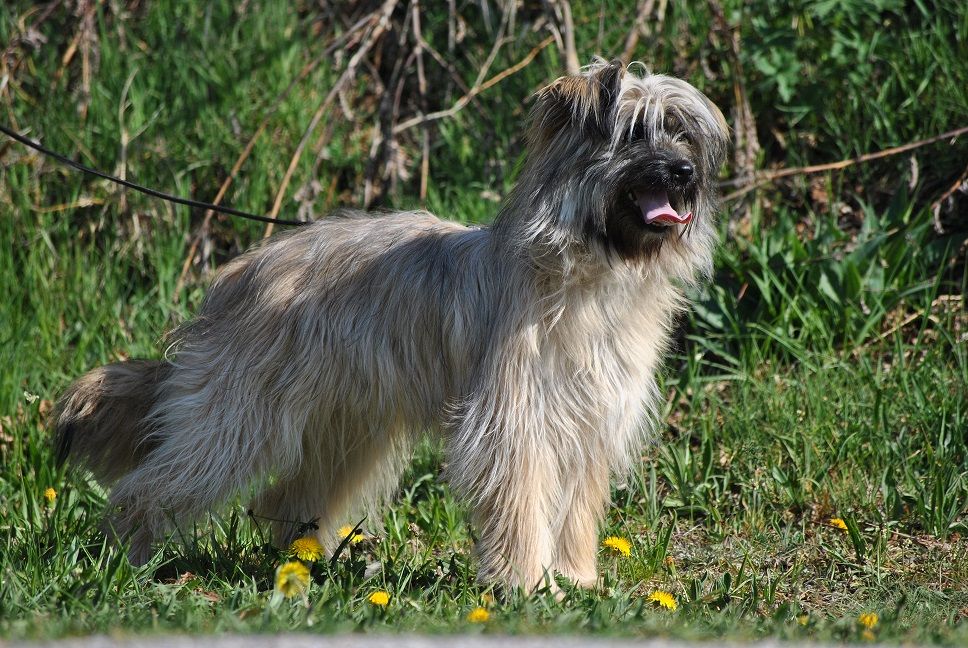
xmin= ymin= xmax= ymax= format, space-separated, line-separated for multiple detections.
xmin=0 ymin=123 xmax=310 ymax=227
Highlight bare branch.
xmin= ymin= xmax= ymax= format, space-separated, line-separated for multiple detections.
xmin=264 ymin=0 xmax=400 ymax=238
xmin=393 ymin=34 xmax=554 ymax=136
xmin=411 ymin=0 xmax=430 ymax=201
xmin=931 ymin=160 xmax=968 ymax=234
xmin=720 ymin=125 xmax=968 ymax=202
xmin=621 ymin=0 xmax=655 ymax=63
xmin=559 ymin=1 xmax=580 ymax=76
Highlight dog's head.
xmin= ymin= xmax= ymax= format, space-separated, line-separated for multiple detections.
xmin=504 ymin=60 xmax=729 ymax=279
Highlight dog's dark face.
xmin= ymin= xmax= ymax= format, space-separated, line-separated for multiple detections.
xmin=599 ymin=128 xmax=705 ymax=260
xmin=517 ymin=61 xmax=729 ymax=273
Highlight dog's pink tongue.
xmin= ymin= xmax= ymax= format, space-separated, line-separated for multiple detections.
xmin=635 ymin=190 xmax=692 ymax=225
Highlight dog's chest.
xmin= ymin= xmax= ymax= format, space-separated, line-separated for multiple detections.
xmin=543 ymin=277 xmax=676 ymax=397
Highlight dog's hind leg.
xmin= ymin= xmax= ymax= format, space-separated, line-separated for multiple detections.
xmin=248 ymin=449 xmax=330 ymax=547
xmin=104 ymin=367 xmax=314 ymax=563
xmin=106 ymin=422 xmax=288 ymax=565
xmin=250 ymin=415 xmax=412 ymax=552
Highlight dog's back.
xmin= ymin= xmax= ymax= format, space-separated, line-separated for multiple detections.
xmin=55 ymin=209 xmax=505 ymax=561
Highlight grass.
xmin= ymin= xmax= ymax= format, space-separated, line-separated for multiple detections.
xmin=1 ymin=0 xmax=967 ymax=643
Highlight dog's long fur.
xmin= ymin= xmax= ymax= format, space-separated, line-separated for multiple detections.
xmin=55 ymin=60 xmax=728 ymax=589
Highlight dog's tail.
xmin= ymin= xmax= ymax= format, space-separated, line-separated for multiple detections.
xmin=54 ymin=359 xmax=171 ymax=483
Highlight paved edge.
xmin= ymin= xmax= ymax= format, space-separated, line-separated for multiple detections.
xmin=2 ymin=635 xmax=868 ymax=648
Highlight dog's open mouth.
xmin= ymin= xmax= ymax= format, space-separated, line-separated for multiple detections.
xmin=627 ymin=188 xmax=692 ymax=230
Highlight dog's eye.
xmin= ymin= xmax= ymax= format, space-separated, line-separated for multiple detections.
xmin=630 ymin=122 xmax=645 ymax=143
xmin=681 ymin=133 xmax=694 ymax=147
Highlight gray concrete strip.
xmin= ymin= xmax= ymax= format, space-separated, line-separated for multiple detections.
xmin=1 ymin=637 xmax=865 ymax=648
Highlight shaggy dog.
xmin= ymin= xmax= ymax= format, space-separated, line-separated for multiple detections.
xmin=56 ymin=60 xmax=728 ymax=590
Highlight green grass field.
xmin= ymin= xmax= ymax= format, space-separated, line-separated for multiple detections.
xmin=2 ymin=0 xmax=967 ymax=643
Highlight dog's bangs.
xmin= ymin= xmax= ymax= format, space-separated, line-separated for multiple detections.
xmin=609 ymin=72 xmax=728 ymax=156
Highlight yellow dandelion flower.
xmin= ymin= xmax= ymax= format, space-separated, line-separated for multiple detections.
xmin=858 ymin=612 xmax=879 ymax=629
xmin=647 ymin=590 xmax=678 ymax=611
xmin=467 ymin=607 xmax=490 ymax=623
xmin=602 ymin=536 xmax=632 ymax=557
xmin=829 ymin=518 xmax=848 ymax=531
xmin=338 ymin=525 xmax=365 ymax=545
xmin=43 ymin=487 xmax=57 ymax=503
xmin=275 ymin=561 xmax=310 ymax=598
xmin=368 ymin=590 xmax=390 ymax=607
xmin=797 ymin=614 xmax=809 ymax=626
xmin=861 ymin=629 xmax=875 ymax=642
xmin=288 ymin=536 xmax=324 ymax=561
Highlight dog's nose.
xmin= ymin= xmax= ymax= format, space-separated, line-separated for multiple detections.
xmin=670 ymin=159 xmax=694 ymax=183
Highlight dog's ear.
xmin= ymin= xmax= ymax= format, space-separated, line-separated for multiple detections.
xmin=529 ymin=60 xmax=626 ymax=145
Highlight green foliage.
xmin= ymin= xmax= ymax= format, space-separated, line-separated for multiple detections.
xmin=693 ymin=186 xmax=959 ymax=365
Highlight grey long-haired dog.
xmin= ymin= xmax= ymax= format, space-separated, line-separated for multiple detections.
xmin=56 ymin=60 xmax=728 ymax=590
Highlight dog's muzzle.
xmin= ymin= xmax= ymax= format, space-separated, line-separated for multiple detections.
xmin=633 ymin=158 xmax=695 ymax=227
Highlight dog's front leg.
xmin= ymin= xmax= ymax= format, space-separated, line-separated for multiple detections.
xmin=468 ymin=452 xmax=557 ymax=592
xmin=554 ymin=463 xmax=610 ymax=588
xmin=446 ymin=394 xmax=557 ymax=591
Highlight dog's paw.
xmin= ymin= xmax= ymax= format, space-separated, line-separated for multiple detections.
xmin=126 ymin=526 xmax=156 ymax=566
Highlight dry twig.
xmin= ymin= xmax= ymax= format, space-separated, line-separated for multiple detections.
xmin=411 ymin=0 xmax=431 ymax=201
xmin=559 ymin=1 xmax=581 ymax=76
xmin=709 ymin=0 xmax=759 ymax=193
xmin=720 ymin=125 xmax=968 ymax=203
xmin=264 ymin=0 xmax=399 ymax=238
xmin=620 ymin=0 xmax=656 ymax=63
xmin=393 ymin=34 xmax=554 ymax=136
xmin=931 ymin=161 xmax=968 ymax=234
